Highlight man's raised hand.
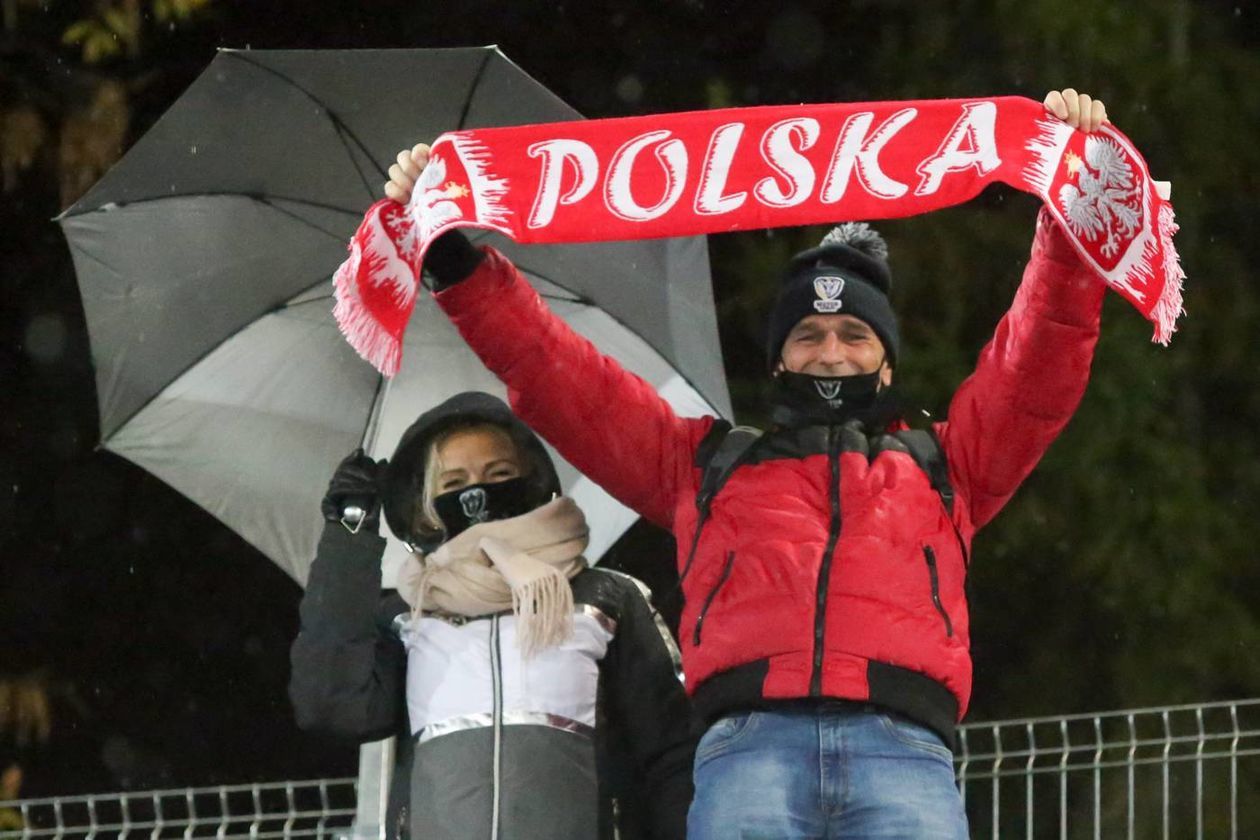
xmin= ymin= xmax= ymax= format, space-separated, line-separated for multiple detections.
xmin=384 ymin=142 xmax=430 ymax=203
xmin=1043 ymin=88 xmax=1108 ymax=133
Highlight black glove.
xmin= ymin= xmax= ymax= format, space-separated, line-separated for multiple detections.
xmin=425 ymin=229 xmax=485 ymax=290
xmin=321 ymin=448 xmax=387 ymax=534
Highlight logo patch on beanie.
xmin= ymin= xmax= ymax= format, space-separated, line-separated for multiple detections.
xmin=812 ymin=276 xmax=845 ymax=313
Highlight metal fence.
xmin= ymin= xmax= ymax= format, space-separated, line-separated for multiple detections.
xmin=0 ymin=778 xmax=357 ymax=839
xmin=3 ymin=698 xmax=1258 ymax=839
xmin=956 ymin=698 xmax=1260 ymax=839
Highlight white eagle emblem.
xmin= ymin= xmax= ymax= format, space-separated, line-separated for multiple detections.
xmin=1057 ymin=136 xmax=1142 ymax=259
xmin=414 ymin=155 xmax=470 ymax=241
xmin=812 ymin=276 xmax=845 ymax=313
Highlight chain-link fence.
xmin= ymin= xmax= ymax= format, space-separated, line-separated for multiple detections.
xmin=4 ymin=698 xmax=1258 ymax=839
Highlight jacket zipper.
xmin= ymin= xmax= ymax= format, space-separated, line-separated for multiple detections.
xmin=678 ymin=515 xmax=707 ymax=589
xmin=489 ymin=615 xmax=503 ymax=840
xmin=692 ymin=551 xmax=736 ymax=646
xmin=922 ymin=546 xmax=954 ymax=637
xmin=673 ymin=484 xmax=720 ymax=619
xmin=810 ymin=426 xmax=844 ymax=696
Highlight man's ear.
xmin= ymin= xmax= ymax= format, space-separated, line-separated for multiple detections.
xmin=879 ymin=361 xmax=894 ymax=389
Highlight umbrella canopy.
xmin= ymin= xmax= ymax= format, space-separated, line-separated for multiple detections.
xmin=59 ymin=46 xmax=731 ymax=585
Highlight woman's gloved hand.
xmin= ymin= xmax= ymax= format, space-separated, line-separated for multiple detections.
xmin=321 ymin=448 xmax=387 ymax=534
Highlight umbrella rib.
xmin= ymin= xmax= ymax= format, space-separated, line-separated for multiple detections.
xmin=332 ymin=120 xmax=382 ymax=199
xmin=83 ymin=190 xmax=364 ymax=217
xmin=276 ymin=293 xmax=335 ymax=311
xmin=538 ymin=290 xmax=585 ymax=304
xmin=512 ymin=263 xmax=586 ymax=303
xmin=224 ymin=51 xmax=385 ymax=200
xmin=63 ymin=237 xmax=124 ymax=275
xmin=260 ymin=196 xmax=354 ymax=243
xmin=73 ymin=191 xmax=360 ymax=243
xmin=457 ymin=49 xmax=496 ymax=129
xmin=97 ymin=273 xmax=347 ymax=440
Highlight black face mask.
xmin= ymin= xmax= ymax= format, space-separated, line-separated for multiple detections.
xmin=770 ymin=369 xmax=901 ymax=429
xmin=433 ymin=476 xmax=536 ymax=540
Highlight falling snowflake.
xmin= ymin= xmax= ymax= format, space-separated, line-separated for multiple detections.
xmin=1057 ymin=136 xmax=1142 ymax=258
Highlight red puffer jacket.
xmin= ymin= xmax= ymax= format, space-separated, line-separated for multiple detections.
xmin=437 ymin=209 xmax=1104 ymax=744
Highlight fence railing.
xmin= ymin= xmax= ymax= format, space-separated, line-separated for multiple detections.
xmin=0 ymin=778 xmax=357 ymax=839
xmin=955 ymin=698 xmax=1260 ymax=839
xmin=3 ymin=698 xmax=1258 ymax=839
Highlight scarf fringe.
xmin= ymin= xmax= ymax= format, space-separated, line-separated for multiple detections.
xmin=332 ymin=200 xmax=421 ymax=376
xmin=450 ymin=135 xmax=513 ymax=230
xmin=512 ymin=572 xmax=575 ymax=658
xmin=331 ymin=282 xmax=403 ymax=376
xmin=1022 ymin=117 xmax=1073 ymax=196
xmin=1150 ymin=204 xmax=1186 ymax=346
xmin=409 ymin=561 xmax=577 ymax=658
xmin=401 ymin=499 xmax=588 ymax=656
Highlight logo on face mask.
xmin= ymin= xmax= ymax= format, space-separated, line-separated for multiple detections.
xmin=458 ymin=487 xmax=489 ymax=523
xmin=812 ymin=276 xmax=845 ymax=313
xmin=814 ymin=380 xmax=844 ymax=406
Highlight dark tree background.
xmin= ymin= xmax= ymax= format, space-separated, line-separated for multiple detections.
xmin=3 ymin=0 xmax=1258 ymax=803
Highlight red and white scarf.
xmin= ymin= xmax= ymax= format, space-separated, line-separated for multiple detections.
xmin=334 ymin=96 xmax=1183 ymax=375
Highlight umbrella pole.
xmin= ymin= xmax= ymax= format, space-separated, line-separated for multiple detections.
xmin=360 ymin=373 xmax=392 ymax=460
xmin=352 ymin=738 xmax=395 ymax=839
xmin=353 ymin=372 xmax=398 ymax=840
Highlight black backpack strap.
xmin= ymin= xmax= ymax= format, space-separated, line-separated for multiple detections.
xmin=676 ymin=423 xmax=764 ymax=590
xmin=892 ymin=429 xmax=954 ymax=515
xmin=696 ymin=425 xmax=764 ymax=513
xmin=893 ymin=428 xmax=969 ymax=568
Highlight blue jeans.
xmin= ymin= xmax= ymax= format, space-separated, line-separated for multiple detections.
xmin=687 ymin=706 xmax=969 ymax=839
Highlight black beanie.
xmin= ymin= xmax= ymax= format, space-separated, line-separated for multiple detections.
xmin=765 ymin=222 xmax=899 ymax=371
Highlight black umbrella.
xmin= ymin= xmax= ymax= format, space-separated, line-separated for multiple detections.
xmin=58 ymin=47 xmax=731 ymax=584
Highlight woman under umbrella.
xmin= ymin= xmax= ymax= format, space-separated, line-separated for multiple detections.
xmin=289 ymin=391 xmax=695 ymax=840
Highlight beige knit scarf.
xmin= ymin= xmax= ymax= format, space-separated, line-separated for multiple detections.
xmin=398 ymin=497 xmax=589 ymax=656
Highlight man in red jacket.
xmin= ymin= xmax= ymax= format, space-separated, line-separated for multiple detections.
xmin=385 ymin=88 xmax=1107 ymax=839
